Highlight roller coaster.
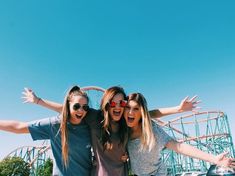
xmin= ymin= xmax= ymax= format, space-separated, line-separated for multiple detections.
xmin=159 ymin=111 xmax=235 ymax=175
xmin=2 ymin=86 xmax=235 ymax=175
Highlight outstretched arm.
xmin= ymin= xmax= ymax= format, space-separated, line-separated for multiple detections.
xmin=149 ymin=96 xmax=201 ymax=118
xmin=166 ymin=140 xmax=235 ymax=168
xmin=22 ymin=88 xmax=62 ymax=113
xmin=0 ymin=120 xmax=29 ymax=134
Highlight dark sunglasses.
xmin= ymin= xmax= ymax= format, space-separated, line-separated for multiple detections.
xmin=109 ymin=100 xmax=127 ymax=108
xmin=73 ymin=103 xmax=89 ymax=111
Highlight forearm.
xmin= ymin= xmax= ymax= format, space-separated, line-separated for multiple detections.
xmin=166 ymin=141 xmax=217 ymax=164
xmin=149 ymin=106 xmax=181 ymax=118
xmin=37 ymin=98 xmax=62 ymax=113
xmin=0 ymin=120 xmax=29 ymax=134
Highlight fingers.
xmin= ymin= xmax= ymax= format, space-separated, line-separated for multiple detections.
xmin=21 ymin=96 xmax=29 ymax=102
xmin=230 ymin=161 xmax=235 ymax=168
xmin=192 ymin=100 xmax=202 ymax=105
xmin=24 ymin=87 xmax=30 ymax=93
xmin=22 ymin=88 xmax=31 ymax=96
xmin=21 ymin=91 xmax=27 ymax=96
xmin=223 ymin=151 xmax=229 ymax=156
xmin=192 ymin=106 xmax=201 ymax=110
xmin=219 ymin=152 xmax=229 ymax=159
xmin=189 ymin=95 xmax=198 ymax=102
xmin=121 ymin=152 xmax=129 ymax=162
xmin=120 ymin=156 xmax=129 ymax=162
xmin=22 ymin=100 xmax=29 ymax=104
xmin=21 ymin=87 xmax=34 ymax=103
xmin=182 ymin=95 xmax=201 ymax=105
xmin=182 ymin=96 xmax=189 ymax=102
xmin=225 ymin=159 xmax=235 ymax=169
xmin=188 ymin=96 xmax=202 ymax=106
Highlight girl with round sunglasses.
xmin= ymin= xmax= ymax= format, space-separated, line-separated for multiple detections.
xmin=0 ymin=86 xmax=92 ymax=175
xmin=23 ymin=86 xmax=129 ymax=176
xmin=124 ymin=93 xmax=235 ymax=175
xmin=22 ymin=86 xmax=200 ymax=176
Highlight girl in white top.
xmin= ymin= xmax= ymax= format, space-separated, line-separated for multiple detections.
xmin=124 ymin=93 xmax=235 ymax=176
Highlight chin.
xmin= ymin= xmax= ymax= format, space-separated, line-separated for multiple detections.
xmin=127 ymin=124 xmax=132 ymax=127
xmin=126 ymin=123 xmax=133 ymax=128
xmin=112 ymin=116 xmax=122 ymax=121
xmin=75 ymin=118 xmax=83 ymax=123
xmin=71 ymin=117 xmax=83 ymax=124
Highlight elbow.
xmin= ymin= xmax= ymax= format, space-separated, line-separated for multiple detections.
xmin=15 ymin=123 xmax=29 ymax=133
xmin=166 ymin=140 xmax=181 ymax=152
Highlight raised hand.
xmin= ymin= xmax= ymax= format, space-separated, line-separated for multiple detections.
xmin=215 ymin=152 xmax=235 ymax=169
xmin=179 ymin=95 xmax=201 ymax=113
xmin=22 ymin=87 xmax=40 ymax=104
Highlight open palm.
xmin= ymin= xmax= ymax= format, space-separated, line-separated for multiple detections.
xmin=22 ymin=88 xmax=38 ymax=104
xmin=179 ymin=95 xmax=201 ymax=112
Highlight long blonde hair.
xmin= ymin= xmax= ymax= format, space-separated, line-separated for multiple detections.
xmin=100 ymin=86 xmax=128 ymax=150
xmin=60 ymin=85 xmax=89 ymax=167
xmin=127 ymin=93 xmax=155 ymax=151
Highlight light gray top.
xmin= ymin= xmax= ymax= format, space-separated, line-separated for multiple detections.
xmin=128 ymin=121 xmax=174 ymax=176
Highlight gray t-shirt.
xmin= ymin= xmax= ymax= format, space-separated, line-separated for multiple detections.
xmin=85 ymin=109 xmax=128 ymax=176
xmin=128 ymin=121 xmax=173 ymax=176
xmin=28 ymin=116 xmax=92 ymax=176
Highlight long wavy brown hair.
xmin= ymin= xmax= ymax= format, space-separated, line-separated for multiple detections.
xmin=60 ymin=85 xmax=89 ymax=167
xmin=100 ymin=86 xmax=128 ymax=150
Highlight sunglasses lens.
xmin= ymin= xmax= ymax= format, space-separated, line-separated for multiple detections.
xmin=120 ymin=100 xmax=127 ymax=107
xmin=83 ymin=105 xmax=89 ymax=111
xmin=73 ymin=103 xmax=81 ymax=111
xmin=109 ymin=100 xmax=126 ymax=108
xmin=110 ymin=101 xmax=116 ymax=107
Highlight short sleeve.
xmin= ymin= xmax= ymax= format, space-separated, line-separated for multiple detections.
xmin=84 ymin=108 xmax=102 ymax=127
xmin=152 ymin=121 xmax=174 ymax=149
xmin=28 ymin=117 xmax=53 ymax=140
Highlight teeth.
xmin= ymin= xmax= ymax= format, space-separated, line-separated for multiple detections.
xmin=113 ymin=111 xmax=121 ymax=116
xmin=75 ymin=114 xmax=82 ymax=119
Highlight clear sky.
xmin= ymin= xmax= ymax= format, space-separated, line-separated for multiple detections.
xmin=0 ymin=0 xmax=235 ymax=159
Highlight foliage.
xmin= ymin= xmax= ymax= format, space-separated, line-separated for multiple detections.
xmin=35 ymin=158 xmax=53 ymax=176
xmin=0 ymin=156 xmax=30 ymax=176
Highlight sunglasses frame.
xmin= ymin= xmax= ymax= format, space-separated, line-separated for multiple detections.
xmin=109 ymin=100 xmax=127 ymax=108
xmin=73 ymin=103 xmax=89 ymax=111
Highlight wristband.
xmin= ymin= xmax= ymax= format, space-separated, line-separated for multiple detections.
xmin=36 ymin=98 xmax=41 ymax=104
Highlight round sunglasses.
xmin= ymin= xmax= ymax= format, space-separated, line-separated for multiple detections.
xmin=73 ymin=103 xmax=89 ymax=111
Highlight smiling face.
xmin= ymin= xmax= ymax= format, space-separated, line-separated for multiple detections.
xmin=108 ymin=93 xmax=126 ymax=122
xmin=69 ymin=95 xmax=89 ymax=124
xmin=124 ymin=100 xmax=142 ymax=128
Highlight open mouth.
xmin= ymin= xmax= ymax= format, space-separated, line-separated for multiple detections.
xmin=127 ymin=117 xmax=135 ymax=123
xmin=75 ymin=114 xmax=83 ymax=119
xmin=113 ymin=110 xmax=121 ymax=116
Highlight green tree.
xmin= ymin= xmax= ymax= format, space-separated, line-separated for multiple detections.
xmin=35 ymin=158 xmax=53 ymax=176
xmin=0 ymin=156 xmax=30 ymax=176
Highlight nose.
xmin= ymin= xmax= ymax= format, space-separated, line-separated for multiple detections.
xmin=128 ymin=108 xmax=134 ymax=115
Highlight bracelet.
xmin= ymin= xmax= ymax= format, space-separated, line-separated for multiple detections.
xmin=36 ymin=98 xmax=41 ymax=104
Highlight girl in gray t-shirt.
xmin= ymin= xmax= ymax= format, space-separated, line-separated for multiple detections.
xmin=124 ymin=93 xmax=235 ymax=176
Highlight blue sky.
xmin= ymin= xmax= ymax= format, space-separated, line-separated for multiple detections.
xmin=0 ymin=1 xmax=235 ymax=159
